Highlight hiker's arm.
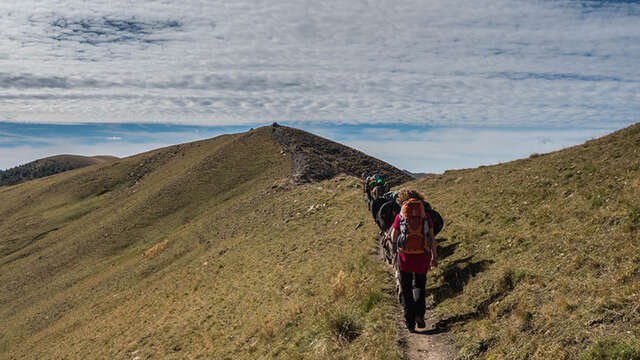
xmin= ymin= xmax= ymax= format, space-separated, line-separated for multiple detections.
xmin=391 ymin=227 xmax=399 ymax=244
xmin=429 ymin=227 xmax=438 ymax=268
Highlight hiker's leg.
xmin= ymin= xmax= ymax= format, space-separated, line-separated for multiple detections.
xmin=413 ymin=273 xmax=427 ymax=323
xmin=399 ymin=270 xmax=416 ymax=330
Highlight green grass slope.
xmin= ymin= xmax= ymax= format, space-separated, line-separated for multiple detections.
xmin=0 ymin=125 xmax=407 ymax=359
xmin=413 ymin=123 xmax=640 ymax=359
xmin=0 ymin=154 xmax=119 ymax=186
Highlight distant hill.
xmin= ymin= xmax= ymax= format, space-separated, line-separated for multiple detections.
xmin=0 ymin=154 xmax=118 ymax=186
xmin=403 ymin=169 xmax=428 ymax=178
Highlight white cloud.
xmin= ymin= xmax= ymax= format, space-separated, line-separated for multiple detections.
xmin=0 ymin=0 xmax=637 ymax=127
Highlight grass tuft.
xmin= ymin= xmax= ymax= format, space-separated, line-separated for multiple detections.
xmin=359 ymin=290 xmax=383 ymax=313
xmin=325 ymin=309 xmax=362 ymax=343
xmin=332 ymin=270 xmax=347 ymax=299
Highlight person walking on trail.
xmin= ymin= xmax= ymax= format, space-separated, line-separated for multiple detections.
xmin=362 ymin=173 xmax=390 ymax=212
xmin=390 ymin=189 xmax=438 ymax=332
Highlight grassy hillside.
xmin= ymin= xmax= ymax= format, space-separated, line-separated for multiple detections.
xmin=413 ymin=123 xmax=640 ymax=359
xmin=0 ymin=126 xmax=406 ymax=359
xmin=3 ymin=123 xmax=638 ymax=359
xmin=0 ymin=154 xmax=118 ymax=186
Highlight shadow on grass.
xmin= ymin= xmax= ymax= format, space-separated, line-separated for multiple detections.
xmin=431 ymin=266 xmax=518 ymax=331
xmin=433 ymin=288 xmax=509 ymax=331
xmin=436 ymin=239 xmax=458 ymax=260
xmin=429 ymin=257 xmax=494 ymax=306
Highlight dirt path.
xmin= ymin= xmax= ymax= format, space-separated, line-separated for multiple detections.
xmin=395 ymin=306 xmax=456 ymax=360
xmin=379 ymin=239 xmax=456 ymax=360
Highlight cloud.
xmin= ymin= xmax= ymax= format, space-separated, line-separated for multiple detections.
xmin=0 ymin=0 xmax=637 ymax=127
xmin=47 ymin=15 xmax=182 ymax=45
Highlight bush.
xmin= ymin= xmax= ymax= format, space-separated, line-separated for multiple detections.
xmin=580 ymin=338 xmax=640 ymax=360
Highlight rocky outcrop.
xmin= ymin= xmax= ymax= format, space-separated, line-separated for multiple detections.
xmin=268 ymin=124 xmax=412 ymax=186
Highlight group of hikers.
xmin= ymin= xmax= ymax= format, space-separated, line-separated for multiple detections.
xmin=362 ymin=173 xmax=443 ymax=333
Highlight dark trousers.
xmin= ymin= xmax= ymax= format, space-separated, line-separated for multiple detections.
xmin=399 ymin=270 xmax=426 ymax=327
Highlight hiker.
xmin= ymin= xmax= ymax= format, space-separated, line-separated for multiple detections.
xmin=390 ymin=189 xmax=438 ymax=332
xmin=366 ymin=174 xmax=389 ymax=200
xmin=370 ymin=174 xmax=390 ymax=196
xmin=363 ymin=173 xmax=390 ymax=210
xmin=362 ymin=173 xmax=374 ymax=209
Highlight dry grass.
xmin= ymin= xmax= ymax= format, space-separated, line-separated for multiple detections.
xmin=0 ymin=126 xmax=402 ymax=359
xmin=408 ymin=122 xmax=640 ymax=359
xmin=144 ymin=239 xmax=169 ymax=257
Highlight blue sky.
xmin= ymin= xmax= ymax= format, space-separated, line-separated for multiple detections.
xmin=1 ymin=0 xmax=639 ymax=172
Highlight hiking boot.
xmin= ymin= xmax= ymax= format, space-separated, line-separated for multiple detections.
xmin=406 ymin=321 xmax=416 ymax=333
xmin=415 ymin=316 xmax=426 ymax=329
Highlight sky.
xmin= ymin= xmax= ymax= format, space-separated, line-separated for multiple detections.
xmin=1 ymin=0 xmax=639 ymax=172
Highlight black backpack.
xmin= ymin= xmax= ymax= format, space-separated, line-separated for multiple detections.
xmin=418 ymin=200 xmax=443 ymax=236
xmin=376 ymin=200 xmax=400 ymax=232
xmin=370 ymin=198 xmax=387 ymax=224
xmin=426 ymin=208 xmax=444 ymax=236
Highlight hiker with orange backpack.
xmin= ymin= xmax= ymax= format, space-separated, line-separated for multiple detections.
xmin=390 ymin=189 xmax=438 ymax=332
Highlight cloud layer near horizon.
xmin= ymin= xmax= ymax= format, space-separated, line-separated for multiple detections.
xmin=1 ymin=0 xmax=639 ymax=127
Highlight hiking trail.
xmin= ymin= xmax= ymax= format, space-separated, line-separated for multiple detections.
xmin=395 ymin=305 xmax=456 ymax=360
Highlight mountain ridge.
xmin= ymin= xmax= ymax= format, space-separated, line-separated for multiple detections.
xmin=268 ymin=123 xmax=412 ymax=185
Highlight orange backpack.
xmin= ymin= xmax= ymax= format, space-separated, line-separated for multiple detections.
xmin=397 ymin=198 xmax=427 ymax=254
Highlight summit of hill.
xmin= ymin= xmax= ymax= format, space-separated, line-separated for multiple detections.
xmin=269 ymin=123 xmax=412 ymax=184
